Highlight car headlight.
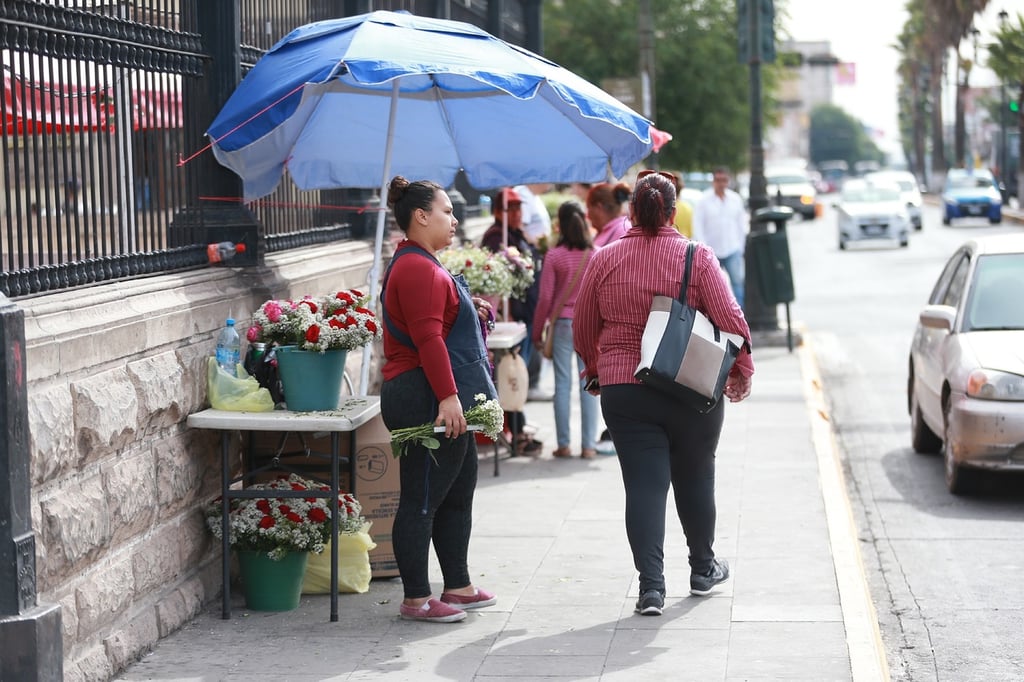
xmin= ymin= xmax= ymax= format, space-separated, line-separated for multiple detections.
xmin=966 ymin=368 xmax=1024 ymax=400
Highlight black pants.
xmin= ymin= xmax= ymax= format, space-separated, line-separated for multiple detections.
xmin=382 ymin=369 xmax=478 ymax=599
xmin=600 ymin=383 xmax=725 ymax=595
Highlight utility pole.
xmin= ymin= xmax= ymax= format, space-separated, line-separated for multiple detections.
xmin=999 ymin=9 xmax=1009 ymax=198
xmin=739 ymin=0 xmax=777 ymax=331
xmin=638 ymin=0 xmax=657 ymax=167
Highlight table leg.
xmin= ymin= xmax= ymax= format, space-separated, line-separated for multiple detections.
xmin=330 ymin=432 xmax=340 ymax=622
xmin=220 ymin=431 xmax=231 ymax=620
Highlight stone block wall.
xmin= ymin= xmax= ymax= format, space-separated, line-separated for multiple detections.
xmin=19 ymin=240 xmax=377 ymax=681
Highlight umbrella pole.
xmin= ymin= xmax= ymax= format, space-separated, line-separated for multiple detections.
xmin=360 ymin=80 xmax=400 ymax=396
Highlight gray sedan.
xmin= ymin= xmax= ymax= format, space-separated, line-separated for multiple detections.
xmin=907 ymin=234 xmax=1024 ymax=493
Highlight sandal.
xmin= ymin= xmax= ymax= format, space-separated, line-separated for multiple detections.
xmin=552 ymin=446 xmax=572 ymax=458
xmin=581 ymin=448 xmax=596 ymax=459
xmin=514 ymin=435 xmax=544 ymax=457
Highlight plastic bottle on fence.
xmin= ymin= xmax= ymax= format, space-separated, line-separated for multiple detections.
xmin=215 ymin=318 xmax=241 ymax=373
xmin=207 ymin=241 xmax=246 ymax=264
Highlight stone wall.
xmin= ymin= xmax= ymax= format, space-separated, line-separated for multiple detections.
xmin=20 ymin=239 xmax=378 ymax=681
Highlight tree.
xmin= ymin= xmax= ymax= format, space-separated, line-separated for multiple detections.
xmin=543 ymin=0 xmax=773 ymax=174
xmin=809 ymin=104 xmax=884 ymax=169
xmin=986 ymin=11 xmax=1024 ymax=195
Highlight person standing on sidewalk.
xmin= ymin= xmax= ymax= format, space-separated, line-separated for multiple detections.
xmin=380 ymin=176 xmax=499 ymax=623
xmin=531 ymin=201 xmax=598 ymax=459
xmin=585 ymin=181 xmax=631 ymax=247
xmin=573 ymin=170 xmax=754 ymax=616
xmin=693 ymin=166 xmax=748 ymax=307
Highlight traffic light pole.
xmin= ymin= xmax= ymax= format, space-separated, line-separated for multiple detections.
xmin=742 ymin=0 xmax=778 ymax=332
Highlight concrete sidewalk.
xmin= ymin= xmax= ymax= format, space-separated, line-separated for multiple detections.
xmin=115 ymin=342 xmax=887 ymax=681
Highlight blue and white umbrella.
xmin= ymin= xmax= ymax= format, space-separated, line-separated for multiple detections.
xmin=206 ymin=10 xmax=654 ymax=392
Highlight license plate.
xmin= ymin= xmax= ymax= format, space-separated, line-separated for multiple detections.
xmin=967 ymin=204 xmax=983 ymax=215
xmin=864 ymin=224 xmax=884 ymax=235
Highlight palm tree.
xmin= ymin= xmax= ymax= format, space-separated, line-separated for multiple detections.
xmin=987 ymin=12 xmax=1024 ymax=198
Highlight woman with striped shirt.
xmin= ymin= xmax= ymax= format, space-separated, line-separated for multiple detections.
xmin=573 ymin=171 xmax=753 ymax=616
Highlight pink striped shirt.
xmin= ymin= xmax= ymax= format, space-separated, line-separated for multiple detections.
xmin=531 ymin=245 xmax=594 ymax=343
xmin=593 ymin=214 xmax=629 ymax=247
xmin=573 ymin=226 xmax=754 ymax=387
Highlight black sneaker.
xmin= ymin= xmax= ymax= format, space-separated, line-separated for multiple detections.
xmin=690 ymin=559 xmax=730 ymax=596
xmin=634 ymin=589 xmax=664 ymax=616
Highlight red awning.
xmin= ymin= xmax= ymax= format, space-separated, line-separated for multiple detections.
xmin=2 ymin=71 xmax=182 ymax=135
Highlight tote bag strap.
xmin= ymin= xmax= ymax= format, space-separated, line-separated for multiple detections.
xmin=678 ymin=241 xmax=695 ymax=304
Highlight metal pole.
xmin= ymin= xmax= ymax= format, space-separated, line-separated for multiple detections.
xmin=744 ymin=0 xmax=778 ymax=332
xmin=999 ymin=10 xmax=1009 ymax=200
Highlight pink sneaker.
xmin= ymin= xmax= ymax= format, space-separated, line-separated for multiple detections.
xmin=439 ymin=587 xmax=497 ymax=610
xmin=399 ymin=598 xmax=466 ymax=623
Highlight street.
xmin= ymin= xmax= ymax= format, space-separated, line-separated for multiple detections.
xmin=785 ymin=197 xmax=1024 ymax=681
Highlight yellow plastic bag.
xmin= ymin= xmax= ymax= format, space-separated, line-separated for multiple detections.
xmin=302 ymin=522 xmax=377 ymax=594
xmin=206 ymin=357 xmax=275 ymax=412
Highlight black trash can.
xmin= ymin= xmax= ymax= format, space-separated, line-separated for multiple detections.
xmin=750 ymin=207 xmax=795 ymax=305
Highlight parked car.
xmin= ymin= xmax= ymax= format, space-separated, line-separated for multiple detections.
xmin=941 ymin=168 xmax=1002 ymax=225
xmin=765 ymin=167 xmax=817 ymax=219
xmin=866 ymin=169 xmax=923 ymax=230
xmin=817 ymin=160 xmax=849 ymax=193
xmin=833 ymin=178 xmax=911 ymax=249
xmin=907 ymin=234 xmax=1024 ymax=494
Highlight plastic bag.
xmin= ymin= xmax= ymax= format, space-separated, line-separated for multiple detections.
xmin=301 ymin=522 xmax=377 ymax=594
xmin=206 ymin=357 xmax=275 ymax=412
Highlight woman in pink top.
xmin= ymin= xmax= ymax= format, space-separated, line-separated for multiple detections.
xmin=586 ymin=182 xmax=631 ymax=247
xmin=531 ymin=201 xmax=598 ymax=459
xmin=573 ymin=171 xmax=753 ymax=616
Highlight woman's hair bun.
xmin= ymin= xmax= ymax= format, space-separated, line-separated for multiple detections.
xmin=387 ymin=176 xmax=410 ymax=206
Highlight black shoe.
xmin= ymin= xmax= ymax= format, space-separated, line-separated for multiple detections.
xmin=690 ymin=559 xmax=730 ymax=596
xmin=634 ymin=589 xmax=664 ymax=616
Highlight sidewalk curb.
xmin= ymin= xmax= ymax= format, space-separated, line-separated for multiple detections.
xmin=799 ymin=332 xmax=890 ymax=682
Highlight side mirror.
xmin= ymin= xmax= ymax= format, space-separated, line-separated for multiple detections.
xmin=919 ymin=305 xmax=956 ymax=331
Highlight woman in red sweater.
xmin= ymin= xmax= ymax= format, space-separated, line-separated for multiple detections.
xmin=379 ymin=176 xmax=498 ymax=623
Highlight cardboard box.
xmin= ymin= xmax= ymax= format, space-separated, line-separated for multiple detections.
xmin=247 ymin=413 xmax=400 ymax=578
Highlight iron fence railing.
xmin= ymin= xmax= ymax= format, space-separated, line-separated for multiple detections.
xmin=1 ymin=0 xmax=528 ymax=299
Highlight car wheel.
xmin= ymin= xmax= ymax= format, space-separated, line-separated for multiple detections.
xmin=942 ymin=397 xmax=972 ymax=495
xmin=838 ymin=238 xmax=847 ymax=251
xmin=899 ymin=238 xmax=909 ymax=248
xmin=909 ymin=380 xmax=942 ymax=454
xmin=989 ymin=216 xmax=1002 ymax=224
xmin=942 ymin=214 xmax=951 ymax=226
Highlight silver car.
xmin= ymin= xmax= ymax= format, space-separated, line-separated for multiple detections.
xmin=866 ymin=169 xmax=923 ymax=230
xmin=834 ymin=178 xmax=911 ymax=250
xmin=907 ymin=234 xmax=1024 ymax=493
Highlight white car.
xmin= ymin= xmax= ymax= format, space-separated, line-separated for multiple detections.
xmin=765 ymin=167 xmax=817 ymax=219
xmin=907 ymin=234 xmax=1024 ymax=494
xmin=833 ymin=178 xmax=911 ymax=250
xmin=866 ymin=170 xmax=923 ymax=230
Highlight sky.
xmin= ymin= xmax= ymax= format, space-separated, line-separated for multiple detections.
xmin=781 ymin=0 xmax=1024 ymax=156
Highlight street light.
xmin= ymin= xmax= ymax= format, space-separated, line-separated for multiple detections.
xmin=999 ymin=8 xmax=1009 ymax=201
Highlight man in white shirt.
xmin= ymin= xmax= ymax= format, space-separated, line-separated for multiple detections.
xmin=693 ymin=167 xmax=748 ymax=307
xmin=514 ymin=183 xmax=553 ymax=246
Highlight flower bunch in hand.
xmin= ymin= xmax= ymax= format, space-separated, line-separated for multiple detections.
xmin=205 ymin=474 xmax=365 ymax=561
xmin=390 ymin=394 xmax=504 ymax=459
xmin=246 ymin=289 xmax=381 ymax=353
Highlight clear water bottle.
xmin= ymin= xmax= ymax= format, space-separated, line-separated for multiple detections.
xmin=215 ymin=318 xmax=241 ymax=372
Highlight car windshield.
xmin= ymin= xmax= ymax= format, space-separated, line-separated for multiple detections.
xmin=842 ymin=186 xmax=900 ymax=202
xmin=965 ymin=253 xmax=1024 ymax=331
xmin=947 ymin=174 xmax=993 ymax=190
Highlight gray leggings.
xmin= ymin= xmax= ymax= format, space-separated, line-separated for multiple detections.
xmin=600 ymin=383 xmax=725 ymax=595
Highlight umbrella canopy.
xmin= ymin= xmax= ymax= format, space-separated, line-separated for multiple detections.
xmin=206 ymin=10 xmax=655 ymax=394
xmin=206 ymin=10 xmax=653 ymax=200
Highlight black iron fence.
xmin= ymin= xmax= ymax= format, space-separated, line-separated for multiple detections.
xmin=0 ymin=0 xmax=533 ymax=299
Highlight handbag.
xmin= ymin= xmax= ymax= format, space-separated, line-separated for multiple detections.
xmin=634 ymin=242 xmax=746 ymax=413
xmin=540 ymin=249 xmax=591 ymax=360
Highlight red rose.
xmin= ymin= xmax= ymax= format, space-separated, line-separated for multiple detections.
xmin=355 ymin=307 xmax=372 ymax=315
xmin=298 ymin=299 xmax=318 ymax=314
xmin=328 ymin=317 xmax=345 ymax=329
xmin=308 ymin=508 xmax=327 ymax=523
xmin=345 ymin=315 xmax=357 ymax=327
xmin=278 ymin=504 xmax=292 ymax=515
xmin=256 ymin=499 xmax=271 ymax=513
xmin=366 ymin=320 xmax=377 ymax=334
xmin=259 ymin=515 xmax=275 ymax=529
xmin=465 ymin=259 xmax=473 ymax=267
xmin=285 ymin=512 xmax=302 ymax=523
xmin=305 ymin=324 xmax=320 ymax=343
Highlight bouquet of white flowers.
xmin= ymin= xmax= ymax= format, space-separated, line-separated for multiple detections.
xmin=438 ymin=246 xmax=515 ymax=297
xmin=389 ymin=394 xmax=504 ymax=460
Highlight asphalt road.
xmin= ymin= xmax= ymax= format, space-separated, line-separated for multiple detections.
xmin=784 ymin=198 xmax=1024 ymax=682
